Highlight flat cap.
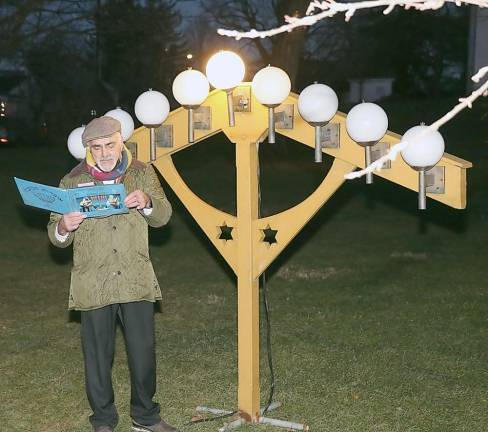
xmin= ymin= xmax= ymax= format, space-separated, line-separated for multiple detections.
xmin=82 ymin=116 xmax=121 ymax=146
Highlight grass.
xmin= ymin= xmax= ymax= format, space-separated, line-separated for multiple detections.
xmin=1 ymin=97 xmax=487 ymax=431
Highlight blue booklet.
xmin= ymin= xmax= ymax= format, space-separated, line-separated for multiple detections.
xmin=14 ymin=177 xmax=129 ymax=218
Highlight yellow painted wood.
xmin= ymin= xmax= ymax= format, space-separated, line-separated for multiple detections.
xmin=152 ymin=156 xmax=238 ymax=274
xmin=235 ymin=137 xmax=261 ymax=421
xmin=253 ymin=158 xmax=356 ymax=279
xmin=129 ymin=83 xmax=472 ymax=423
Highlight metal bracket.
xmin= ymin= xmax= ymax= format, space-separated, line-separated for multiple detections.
xmin=195 ymin=402 xmax=308 ymax=431
xmin=232 ymin=87 xmax=251 ymax=112
xmin=371 ymin=142 xmax=391 ymax=169
xmin=425 ymin=166 xmax=445 ymax=194
xmin=320 ymin=123 xmax=340 ymax=149
xmin=194 ymin=106 xmax=212 ymax=130
xmin=125 ymin=141 xmax=138 ymax=159
xmin=275 ymin=104 xmax=294 ymax=129
xmin=155 ymin=124 xmax=173 ymax=148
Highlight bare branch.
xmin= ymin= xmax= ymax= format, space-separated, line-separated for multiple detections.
xmin=345 ymin=66 xmax=488 ymax=180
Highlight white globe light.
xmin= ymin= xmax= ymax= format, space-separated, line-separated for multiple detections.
xmin=401 ymin=125 xmax=445 ymax=168
xmin=298 ymin=83 xmax=338 ymax=123
xmin=251 ymin=66 xmax=291 ymax=106
xmin=346 ymin=102 xmax=388 ymax=143
xmin=134 ymin=89 xmax=170 ymax=126
xmin=67 ymin=126 xmax=86 ymax=160
xmin=172 ymin=69 xmax=209 ymax=106
xmin=206 ymin=51 xmax=245 ymax=90
xmin=105 ymin=107 xmax=134 ymax=141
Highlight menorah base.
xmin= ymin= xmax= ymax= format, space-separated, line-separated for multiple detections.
xmin=194 ymin=402 xmax=309 ymax=431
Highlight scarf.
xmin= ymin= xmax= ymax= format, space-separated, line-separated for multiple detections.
xmin=86 ymin=143 xmax=132 ymax=182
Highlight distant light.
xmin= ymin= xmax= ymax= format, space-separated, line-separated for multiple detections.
xmin=186 ymin=53 xmax=193 ymax=60
xmin=0 ymin=138 xmax=7 ymax=143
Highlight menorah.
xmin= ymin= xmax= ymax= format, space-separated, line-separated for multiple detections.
xmin=128 ymin=84 xmax=471 ymax=430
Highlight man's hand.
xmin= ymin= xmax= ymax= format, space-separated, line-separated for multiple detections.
xmin=124 ymin=190 xmax=152 ymax=210
xmin=58 ymin=212 xmax=86 ymax=235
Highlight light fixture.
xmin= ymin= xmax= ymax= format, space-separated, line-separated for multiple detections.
xmin=104 ymin=107 xmax=135 ymax=142
xmin=298 ymin=83 xmax=338 ymax=162
xmin=67 ymin=125 xmax=86 ymax=160
xmin=134 ymin=89 xmax=170 ymax=161
xmin=206 ymin=50 xmax=245 ymax=127
xmin=172 ymin=68 xmax=209 ymax=143
xmin=346 ymin=102 xmax=388 ymax=184
xmin=401 ymin=124 xmax=445 ymax=210
xmin=251 ymin=66 xmax=291 ymax=144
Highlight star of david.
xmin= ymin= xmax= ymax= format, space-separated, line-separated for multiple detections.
xmin=261 ymin=226 xmax=278 ymax=245
xmin=218 ymin=223 xmax=234 ymax=242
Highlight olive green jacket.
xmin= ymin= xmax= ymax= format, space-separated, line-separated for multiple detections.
xmin=47 ymin=160 xmax=172 ymax=311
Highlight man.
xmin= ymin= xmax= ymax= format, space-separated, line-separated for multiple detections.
xmin=47 ymin=116 xmax=178 ymax=432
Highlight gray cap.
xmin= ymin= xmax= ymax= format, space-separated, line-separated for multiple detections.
xmin=82 ymin=116 xmax=121 ymax=146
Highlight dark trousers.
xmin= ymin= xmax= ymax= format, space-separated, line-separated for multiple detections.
xmin=80 ymin=301 xmax=161 ymax=429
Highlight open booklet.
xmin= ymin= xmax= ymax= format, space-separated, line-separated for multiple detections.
xmin=14 ymin=177 xmax=129 ymax=218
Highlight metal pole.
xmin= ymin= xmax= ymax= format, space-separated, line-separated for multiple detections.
xmin=188 ymin=107 xmax=194 ymax=143
xmin=259 ymin=416 xmax=309 ymax=431
xmin=315 ymin=125 xmax=322 ymax=163
xmin=418 ymin=169 xmax=427 ymax=210
xmin=227 ymin=90 xmax=235 ymax=127
xmin=268 ymin=107 xmax=275 ymax=144
xmin=150 ymin=127 xmax=156 ymax=162
xmin=365 ymin=145 xmax=373 ymax=184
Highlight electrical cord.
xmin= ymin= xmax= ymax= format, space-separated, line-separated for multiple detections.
xmin=185 ymin=144 xmax=277 ymax=427
xmin=181 ymin=409 xmax=237 ymax=428
xmin=257 ymin=150 xmax=276 ymax=415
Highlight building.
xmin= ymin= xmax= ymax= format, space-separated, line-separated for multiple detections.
xmin=467 ymin=7 xmax=488 ymax=89
xmin=347 ymin=78 xmax=395 ymax=104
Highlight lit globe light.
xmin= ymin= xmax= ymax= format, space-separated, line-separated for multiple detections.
xmin=346 ymin=102 xmax=389 ymax=185
xmin=134 ymin=89 xmax=170 ymax=126
xmin=172 ymin=69 xmax=210 ymax=143
xmin=401 ymin=125 xmax=445 ymax=169
xmin=105 ymin=107 xmax=134 ymax=141
xmin=172 ymin=69 xmax=209 ymax=106
xmin=134 ymin=89 xmax=170 ymax=161
xmin=206 ymin=51 xmax=245 ymax=127
xmin=346 ymin=102 xmax=388 ymax=143
xmin=206 ymin=51 xmax=245 ymax=90
xmin=401 ymin=125 xmax=445 ymax=211
xmin=251 ymin=66 xmax=291 ymax=143
xmin=67 ymin=125 xmax=86 ymax=160
xmin=298 ymin=83 xmax=339 ymax=163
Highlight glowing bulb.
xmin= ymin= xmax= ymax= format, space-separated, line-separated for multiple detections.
xmin=172 ymin=69 xmax=209 ymax=106
xmin=206 ymin=51 xmax=245 ymax=90
xmin=251 ymin=66 xmax=291 ymax=106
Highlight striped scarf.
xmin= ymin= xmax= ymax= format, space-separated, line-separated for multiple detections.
xmin=86 ymin=144 xmax=132 ymax=182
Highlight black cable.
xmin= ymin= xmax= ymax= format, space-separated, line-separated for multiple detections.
xmin=257 ymin=151 xmax=276 ymax=415
xmin=260 ymin=270 xmax=275 ymax=415
xmin=181 ymin=410 xmax=237 ymax=428
xmin=184 ymin=144 xmax=276 ymax=427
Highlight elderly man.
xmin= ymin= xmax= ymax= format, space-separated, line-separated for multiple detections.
xmin=47 ymin=117 xmax=178 ymax=432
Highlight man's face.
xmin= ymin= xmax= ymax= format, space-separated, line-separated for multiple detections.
xmin=88 ymin=133 xmax=123 ymax=172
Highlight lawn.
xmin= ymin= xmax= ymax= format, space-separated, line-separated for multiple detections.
xmin=1 ymin=97 xmax=487 ymax=432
